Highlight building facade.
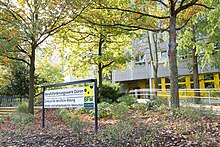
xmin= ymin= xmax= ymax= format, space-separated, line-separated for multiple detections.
xmin=112 ymin=32 xmax=220 ymax=93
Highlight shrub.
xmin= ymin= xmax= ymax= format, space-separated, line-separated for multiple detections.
xmin=17 ymin=102 xmax=28 ymax=113
xmin=171 ymin=106 xmax=215 ymax=121
xmin=0 ymin=117 xmax=4 ymax=124
xmin=70 ymin=119 xmax=91 ymax=135
xmin=117 ymin=95 xmax=137 ymax=106
xmin=80 ymin=102 xmax=114 ymax=118
xmin=77 ymin=107 xmax=94 ymax=115
xmin=99 ymin=80 xmax=124 ymax=103
xmin=146 ymin=97 xmax=168 ymax=110
xmin=157 ymin=104 xmax=170 ymax=114
xmin=98 ymin=102 xmax=113 ymax=118
xmin=10 ymin=113 xmax=36 ymax=124
xmin=98 ymin=122 xmax=132 ymax=146
xmin=131 ymin=103 xmax=148 ymax=114
xmin=56 ymin=109 xmax=80 ymax=124
xmin=112 ymin=102 xmax=128 ymax=120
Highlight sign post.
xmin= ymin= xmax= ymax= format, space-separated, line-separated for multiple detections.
xmin=94 ymin=79 xmax=98 ymax=133
xmin=41 ymin=79 xmax=98 ymax=132
xmin=42 ymin=87 xmax=45 ymax=128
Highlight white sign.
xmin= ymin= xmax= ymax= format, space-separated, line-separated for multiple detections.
xmin=44 ymin=87 xmax=85 ymax=108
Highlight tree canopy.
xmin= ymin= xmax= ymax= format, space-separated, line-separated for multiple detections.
xmin=0 ymin=0 xmax=218 ymax=110
xmin=0 ymin=0 xmax=88 ymax=114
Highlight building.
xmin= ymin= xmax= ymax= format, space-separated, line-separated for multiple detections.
xmin=112 ymin=32 xmax=220 ymax=95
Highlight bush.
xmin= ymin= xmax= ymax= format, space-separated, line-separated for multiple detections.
xmin=55 ymin=109 xmax=78 ymax=124
xmin=98 ymin=122 xmax=132 ymax=146
xmin=77 ymin=107 xmax=94 ymax=115
xmin=10 ymin=113 xmax=36 ymax=124
xmin=117 ymin=95 xmax=137 ymax=106
xmin=157 ymin=104 xmax=170 ymax=114
xmin=99 ymin=81 xmax=124 ymax=103
xmin=70 ymin=119 xmax=91 ymax=135
xmin=79 ymin=102 xmax=114 ymax=118
xmin=171 ymin=106 xmax=215 ymax=121
xmin=0 ymin=117 xmax=4 ymax=124
xmin=146 ymin=97 xmax=168 ymax=110
xmin=131 ymin=103 xmax=148 ymax=114
xmin=112 ymin=102 xmax=128 ymax=120
xmin=17 ymin=102 xmax=28 ymax=113
xmin=97 ymin=102 xmax=113 ymax=118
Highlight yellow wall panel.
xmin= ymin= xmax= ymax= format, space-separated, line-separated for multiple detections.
xmin=214 ymin=73 xmax=219 ymax=88
xmin=161 ymin=78 xmax=166 ymax=90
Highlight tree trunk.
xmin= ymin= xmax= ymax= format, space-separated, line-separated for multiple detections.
xmin=153 ymin=69 xmax=158 ymax=98
xmin=191 ymin=24 xmax=200 ymax=103
xmin=152 ymin=32 xmax=159 ymax=98
xmin=98 ymin=34 xmax=104 ymax=94
xmin=147 ymin=32 xmax=159 ymax=98
xmin=192 ymin=46 xmax=200 ymax=103
xmin=28 ymin=45 xmax=35 ymax=114
xmin=98 ymin=63 xmax=103 ymax=90
xmin=168 ymin=14 xmax=179 ymax=108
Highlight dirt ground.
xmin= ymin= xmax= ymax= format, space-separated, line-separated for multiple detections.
xmin=0 ymin=108 xmax=220 ymax=147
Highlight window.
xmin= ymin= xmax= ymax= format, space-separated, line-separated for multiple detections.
xmin=205 ymin=82 xmax=214 ymax=88
xmin=161 ymin=51 xmax=167 ymax=59
xmin=204 ymin=74 xmax=214 ymax=88
xmin=165 ymin=77 xmax=170 ymax=83
xmin=166 ymin=84 xmax=170 ymax=89
xmin=178 ymin=76 xmax=185 ymax=82
xmin=158 ymin=50 xmax=168 ymax=63
xmin=179 ymin=84 xmax=186 ymax=89
xmin=135 ymin=55 xmax=146 ymax=65
xmin=178 ymin=50 xmax=192 ymax=60
xmin=204 ymin=74 xmax=214 ymax=81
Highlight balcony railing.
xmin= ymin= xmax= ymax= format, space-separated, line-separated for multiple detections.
xmin=129 ymin=88 xmax=220 ymax=105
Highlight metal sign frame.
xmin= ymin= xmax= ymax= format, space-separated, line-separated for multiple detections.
xmin=41 ymin=79 xmax=98 ymax=133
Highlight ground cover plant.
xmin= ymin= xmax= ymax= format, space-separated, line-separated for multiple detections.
xmin=0 ymin=100 xmax=220 ymax=146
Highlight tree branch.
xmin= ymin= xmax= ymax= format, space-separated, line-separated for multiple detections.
xmin=6 ymin=56 xmax=30 ymax=66
xmin=180 ymin=0 xmax=186 ymax=7
xmin=37 ymin=5 xmax=88 ymax=47
xmin=194 ymin=3 xmax=214 ymax=9
xmin=16 ymin=45 xmax=28 ymax=54
xmin=102 ymin=61 xmax=114 ymax=69
xmin=175 ymin=0 xmax=199 ymax=14
xmin=80 ymin=15 xmax=169 ymax=32
xmin=0 ymin=1 xmax=27 ymax=24
xmin=93 ymin=6 xmax=169 ymax=19
xmin=176 ymin=16 xmax=192 ymax=30
xmin=152 ymin=0 xmax=168 ymax=8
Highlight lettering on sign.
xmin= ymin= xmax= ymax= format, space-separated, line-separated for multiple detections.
xmin=44 ymin=86 xmax=94 ymax=108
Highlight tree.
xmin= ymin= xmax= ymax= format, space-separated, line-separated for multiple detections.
xmin=0 ymin=61 xmax=45 ymax=97
xmin=36 ymin=53 xmax=64 ymax=85
xmin=147 ymin=31 xmax=168 ymax=98
xmin=177 ymin=21 xmax=200 ymax=102
xmin=0 ymin=0 xmax=88 ymax=114
xmin=55 ymin=17 xmax=132 ymax=92
xmin=133 ymin=31 xmax=167 ymax=98
xmin=177 ymin=0 xmax=220 ymax=102
xmin=200 ymin=0 xmax=220 ymax=68
xmin=80 ymin=0 xmax=212 ymax=108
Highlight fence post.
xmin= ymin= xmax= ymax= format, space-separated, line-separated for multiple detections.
xmin=20 ymin=97 xmax=22 ymax=104
xmin=208 ymin=90 xmax=211 ymax=105
xmin=135 ymin=89 xmax=138 ymax=98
